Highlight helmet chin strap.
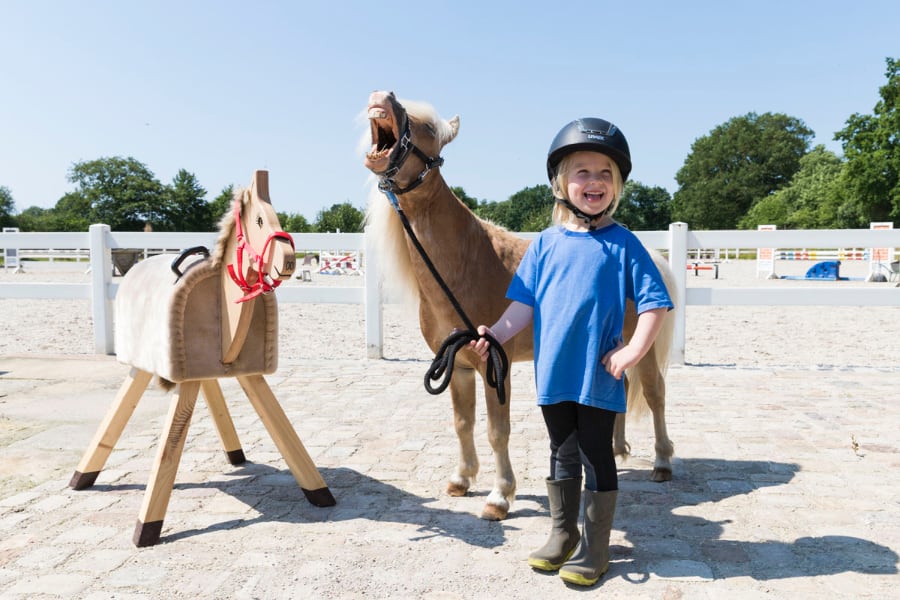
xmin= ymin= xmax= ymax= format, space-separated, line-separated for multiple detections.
xmin=555 ymin=198 xmax=611 ymax=230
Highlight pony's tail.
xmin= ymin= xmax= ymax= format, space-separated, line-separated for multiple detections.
xmin=625 ymin=254 xmax=677 ymax=420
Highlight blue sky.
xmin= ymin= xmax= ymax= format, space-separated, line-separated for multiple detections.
xmin=2 ymin=1 xmax=898 ymax=220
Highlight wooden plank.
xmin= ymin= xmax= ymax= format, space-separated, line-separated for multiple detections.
xmin=69 ymin=368 xmax=152 ymax=489
xmin=134 ymin=380 xmax=200 ymax=546
xmin=237 ymin=374 xmax=335 ymax=506
xmin=685 ymin=287 xmax=900 ymax=307
xmin=200 ymin=380 xmax=245 ymax=465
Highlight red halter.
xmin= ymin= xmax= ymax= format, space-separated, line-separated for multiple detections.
xmin=226 ymin=196 xmax=295 ymax=303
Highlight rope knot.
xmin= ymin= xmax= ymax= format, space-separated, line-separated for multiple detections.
xmin=425 ymin=329 xmax=509 ymax=405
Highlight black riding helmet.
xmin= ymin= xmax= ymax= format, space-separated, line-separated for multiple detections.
xmin=546 ymin=118 xmax=632 ymax=183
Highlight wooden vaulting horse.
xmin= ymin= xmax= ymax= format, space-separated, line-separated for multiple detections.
xmin=69 ymin=171 xmax=334 ymax=546
xmin=363 ymin=91 xmax=676 ymax=520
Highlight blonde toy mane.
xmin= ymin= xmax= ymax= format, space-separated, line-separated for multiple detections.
xmin=210 ymin=188 xmax=243 ymax=269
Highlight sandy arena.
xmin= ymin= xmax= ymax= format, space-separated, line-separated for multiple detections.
xmin=0 ymin=258 xmax=897 ymax=598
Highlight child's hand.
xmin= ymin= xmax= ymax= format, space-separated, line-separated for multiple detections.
xmin=601 ymin=342 xmax=641 ymax=380
xmin=468 ymin=325 xmax=494 ymax=362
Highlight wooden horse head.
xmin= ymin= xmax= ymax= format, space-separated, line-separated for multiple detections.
xmin=113 ymin=170 xmax=294 ymax=383
xmin=78 ymin=171 xmax=331 ymax=550
xmin=213 ymin=170 xmax=295 ymax=363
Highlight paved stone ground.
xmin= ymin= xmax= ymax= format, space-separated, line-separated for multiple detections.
xmin=0 ymin=355 xmax=897 ymax=599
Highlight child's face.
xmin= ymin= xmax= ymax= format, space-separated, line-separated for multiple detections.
xmin=564 ymin=151 xmax=615 ymax=217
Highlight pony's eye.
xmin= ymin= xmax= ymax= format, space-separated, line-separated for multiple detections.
xmin=256 ymin=216 xmax=264 ymax=228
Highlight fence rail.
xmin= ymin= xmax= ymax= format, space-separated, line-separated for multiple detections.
xmin=2 ymin=223 xmax=898 ymax=364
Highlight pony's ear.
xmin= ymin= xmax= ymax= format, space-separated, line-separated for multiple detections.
xmin=446 ymin=115 xmax=460 ymax=143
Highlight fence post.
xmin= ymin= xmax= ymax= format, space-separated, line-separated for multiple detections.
xmin=364 ymin=227 xmax=383 ymax=358
xmin=89 ymin=224 xmax=114 ymax=354
xmin=668 ymin=222 xmax=688 ymax=366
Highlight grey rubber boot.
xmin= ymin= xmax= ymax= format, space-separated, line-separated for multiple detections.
xmin=527 ymin=477 xmax=582 ymax=571
xmin=559 ymin=489 xmax=617 ymax=586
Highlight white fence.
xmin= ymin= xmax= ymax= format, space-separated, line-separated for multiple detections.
xmin=1 ymin=223 xmax=898 ymax=365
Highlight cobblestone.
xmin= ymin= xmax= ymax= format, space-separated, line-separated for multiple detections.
xmin=0 ymin=354 xmax=898 ymax=598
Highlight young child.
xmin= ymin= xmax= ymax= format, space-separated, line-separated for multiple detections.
xmin=469 ymin=118 xmax=673 ymax=587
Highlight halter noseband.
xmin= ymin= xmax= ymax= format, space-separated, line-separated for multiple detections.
xmin=226 ymin=194 xmax=295 ymax=303
xmin=377 ymin=110 xmax=445 ymax=195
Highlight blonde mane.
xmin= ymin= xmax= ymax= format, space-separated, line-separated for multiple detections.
xmin=210 ymin=188 xmax=242 ymax=269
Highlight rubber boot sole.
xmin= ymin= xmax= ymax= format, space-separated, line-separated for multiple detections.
xmin=527 ymin=546 xmax=577 ymax=572
xmin=559 ymin=562 xmax=609 ymax=586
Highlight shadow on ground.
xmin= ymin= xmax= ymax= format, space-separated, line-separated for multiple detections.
xmin=83 ymin=456 xmax=897 ymax=583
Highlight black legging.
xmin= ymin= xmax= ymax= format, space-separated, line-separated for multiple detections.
xmin=541 ymin=401 xmax=618 ymax=492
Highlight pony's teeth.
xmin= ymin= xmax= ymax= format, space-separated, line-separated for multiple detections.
xmin=368 ymin=108 xmax=387 ymax=119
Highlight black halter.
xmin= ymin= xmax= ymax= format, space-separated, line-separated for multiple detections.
xmin=377 ymin=110 xmax=445 ymax=196
xmin=375 ymin=111 xmax=509 ymax=404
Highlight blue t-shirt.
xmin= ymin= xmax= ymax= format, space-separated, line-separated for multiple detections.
xmin=506 ymin=223 xmax=673 ymax=413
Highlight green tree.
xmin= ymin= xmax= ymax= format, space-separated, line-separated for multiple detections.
xmin=14 ymin=206 xmax=48 ymax=231
xmin=279 ymin=212 xmax=312 ymax=233
xmin=834 ymin=57 xmax=900 ymax=225
xmin=16 ymin=192 xmax=93 ymax=231
xmin=475 ymin=184 xmax=553 ymax=231
xmin=68 ymin=156 xmax=168 ymax=230
xmin=672 ymin=112 xmax=814 ymax=229
xmin=451 ymin=186 xmax=478 ymax=211
xmin=737 ymin=193 xmax=792 ymax=229
xmin=209 ymin=185 xmax=235 ymax=225
xmin=168 ymin=169 xmax=213 ymax=231
xmin=740 ymin=145 xmax=850 ymax=229
xmin=50 ymin=192 xmax=92 ymax=231
xmin=314 ymin=202 xmax=364 ymax=232
xmin=0 ymin=186 xmax=15 ymax=228
xmin=616 ymin=181 xmax=672 ymax=230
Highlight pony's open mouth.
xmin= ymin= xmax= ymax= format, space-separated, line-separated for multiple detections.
xmin=365 ymin=103 xmax=398 ymax=168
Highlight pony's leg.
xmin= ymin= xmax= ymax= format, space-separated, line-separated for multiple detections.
xmin=447 ymin=366 xmax=479 ymax=498
xmin=635 ymin=355 xmax=674 ymax=482
xmin=612 ymin=412 xmax=630 ymax=458
xmin=481 ymin=374 xmax=515 ymax=521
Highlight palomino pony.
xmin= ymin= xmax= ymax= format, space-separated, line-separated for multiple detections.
xmin=70 ymin=171 xmax=334 ymax=546
xmin=362 ymin=91 xmax=676 ymax=521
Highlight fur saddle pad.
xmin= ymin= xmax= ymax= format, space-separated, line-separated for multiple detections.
xmin=114 ymin=253 xmax=278 ymax=382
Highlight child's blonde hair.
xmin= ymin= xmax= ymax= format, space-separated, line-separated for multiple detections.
xmin=550 ymin=152 xmax=624 ymax=226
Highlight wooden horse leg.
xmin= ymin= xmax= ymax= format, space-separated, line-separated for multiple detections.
xmin=70 ymin=367 xmax=153 ymax=490
xmin=236 ymin=374 xmax=335 ymax=507
xmin=133 ymin=380 xmax=200 ymax=547
xmin=200 ymin=380 xmax=246 ymax=465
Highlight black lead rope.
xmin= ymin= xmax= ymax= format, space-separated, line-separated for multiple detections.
xmin=380 ymin=182 xmax=510 ymax=404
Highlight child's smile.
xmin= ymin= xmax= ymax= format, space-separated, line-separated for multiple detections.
xmin=565 ymin=151 xmax=616 ymax=221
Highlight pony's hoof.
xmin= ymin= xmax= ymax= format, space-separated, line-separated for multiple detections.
xmin=651 ymin=467 xmax=673 ymax=482
xmin=446 ymin=482 xmax=469 ymax=497
xmin=480 ymin=503 xmax=508 ymax=521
